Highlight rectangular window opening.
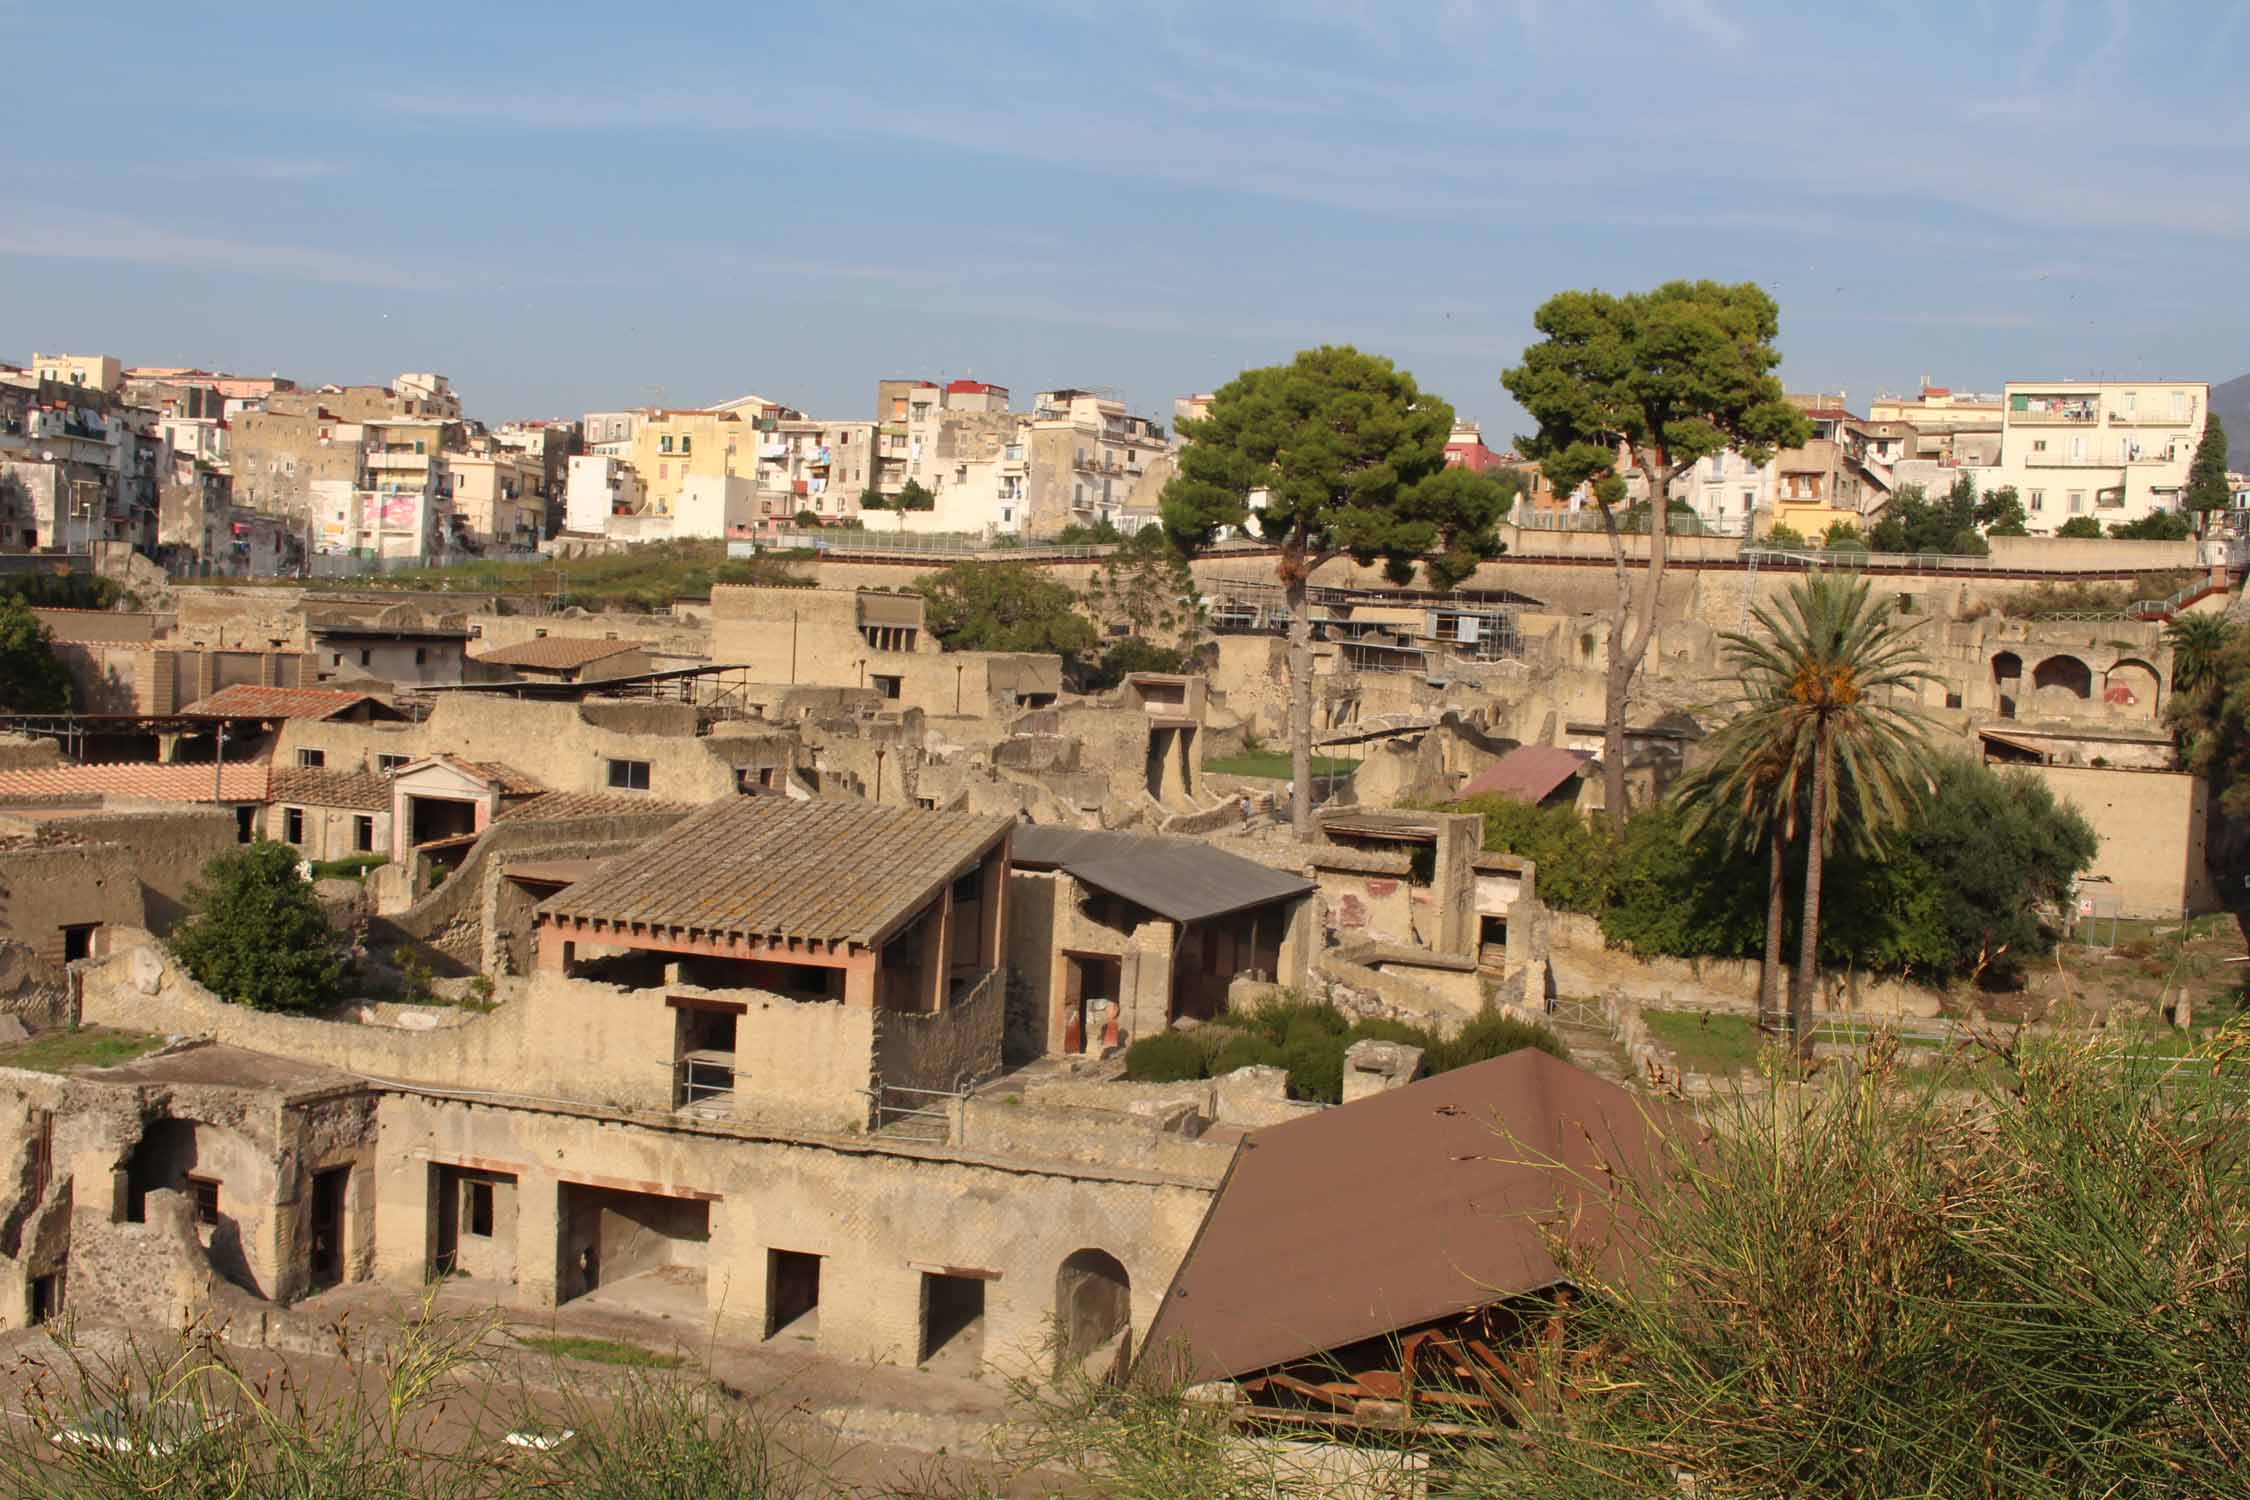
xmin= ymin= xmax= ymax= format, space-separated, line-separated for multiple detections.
xmin=768 ymin=1249 xmax=822 ymax=1339
xmin=187 ymin=1176 xmax=220 ymax=1227
xmin=606 ymin=758 xmax=651 ymax=791
xmin=284 ymin=807 xmax=305 ymax=844
xmin=297 ymin=748 xmax=326 ymax=768
xmin=466 ymin=1180 xmax=494 ymax=1238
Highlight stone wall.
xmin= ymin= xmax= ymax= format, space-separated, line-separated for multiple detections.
xmin=1546 ymin=911 xmax=1947 ymax=1018
xmin=874 ymin=971 xmax=1004 ymax=1096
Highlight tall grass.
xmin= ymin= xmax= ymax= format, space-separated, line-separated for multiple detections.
xmin=1446 ymin=1027 xmax=2250 ymax=1496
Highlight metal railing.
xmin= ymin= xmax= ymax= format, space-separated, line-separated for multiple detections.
xmin=873 ymin=1083 xmax=956 ymax=1140
xmin=674 ymin=1052 xmax=736 ymax=1108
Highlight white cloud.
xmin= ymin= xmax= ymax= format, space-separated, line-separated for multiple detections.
xmin=0 ymin=211 xmax=429 ymax=290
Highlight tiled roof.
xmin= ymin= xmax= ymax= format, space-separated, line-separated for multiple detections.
xmin=180 ymin=684 xmax=390 ymax=720
xmin=398 ymin=756 xmax=545 ymax=794
xmin=0 ymin=761 xmax=269 ymax=803
xmin=471 ymin=637 xmax=649 ymax=670
xmin=497 ymin=791 xmax=697 ymax=822
xmin=268 ymin=766 xmax=391 ymax=811
xmin=538 ymin=798 xmax=1013 ymax=947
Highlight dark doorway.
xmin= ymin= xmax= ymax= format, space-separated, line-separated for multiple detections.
xmin=1992 ymin=651 xmax=2022 ymax=719
xmin=309 ymin=1167 xmax=348 ymax=1291
xmin=921 ymin=1272 xmax=987 ymax=1367
xmin=60 ymin=924 xmax=96 ymax=964
xmin=1055 ymin=1249 xmax=1131 ymax=1372
xmin=1479 ymin=914 xmax=1508 ymax=966
xmin=767 ymin=1249 xmax=822 ymax=1339
xmin=1063 ymin=953 xmax=1122 ymax=1054
xmin=29 ymin=1269 xmax=63 ymax=1326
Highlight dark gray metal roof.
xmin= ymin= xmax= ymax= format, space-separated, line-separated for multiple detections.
xmin=1010 ymin=824 xmax=1311 ymax=925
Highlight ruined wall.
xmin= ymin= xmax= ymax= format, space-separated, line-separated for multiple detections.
xmin=469 ymin=610 xmax=713 ymax=659
xmin=874 ymin=974 xmax=1004 ymax=1095
xmin=0 ymin=841 xmax=146 ymax=964
xmin=373 ymin=1089 xmax=1218 ymax=1371
xmin=2034 ymin=766 xmax=2218 ymax=918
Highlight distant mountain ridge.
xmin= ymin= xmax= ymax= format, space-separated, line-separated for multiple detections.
xmin=2213 ymin=372 xmax=2250 ymax=445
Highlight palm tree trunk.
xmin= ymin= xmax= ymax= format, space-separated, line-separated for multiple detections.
xmin=1760 ymin=835 xmax=1785 ymax=1037
xmin=1791 ymin=727 xmax=1833 ymax=1061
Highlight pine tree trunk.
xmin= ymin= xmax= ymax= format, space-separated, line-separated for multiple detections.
xmin=1791 ymin=727 xmax=1833 ymax=1061
xmin=1285 ymin=572 xmax=1314 ymax=841
xmin=1761 ymin=834 xmax=1786 ymax=1037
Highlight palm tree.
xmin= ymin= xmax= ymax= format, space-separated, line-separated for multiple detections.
xmin=1675 ymin=701 xmax=1799 ymax=1037
xmin=1718 ymin=576 xmax=1938 ymax=1057
xmin=2163 ymin=613 xmax=2233 ymax=697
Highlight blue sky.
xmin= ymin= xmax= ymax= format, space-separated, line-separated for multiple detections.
xmin=4 ymin=1 xmax=2244 ymax=438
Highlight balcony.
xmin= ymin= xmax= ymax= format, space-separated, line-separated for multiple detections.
xmin=366 ymin=448 xmax=432 ymax=470
xmin=2007 ymin=406 xmax=2097 ymax=425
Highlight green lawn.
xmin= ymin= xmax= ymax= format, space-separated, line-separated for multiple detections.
xmin=514 ymin=1334 xmax=685 ymax=1369
xmin=1644 ymin=1010 xmax=1956 ymax=1076
xmin=1204 ymin=751 xmax=1359 ymax=781
xmin=0 ymin=1027 xmax=165 ymax=1073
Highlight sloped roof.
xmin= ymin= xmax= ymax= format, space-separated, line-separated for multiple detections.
xmin=537 ymin=798 xmax=1013 ymax=947
xmin=0 ymin=761 xmax=269 ymax=803
xmin=395 ymin=756 xmax=544 ymax=794
xmin=268 ymin=766 xmax=390 ymax=811
xmin=471 ymin=637 xmax=649 ymax=670
xmin=1457 ymin=746 xmax=1592 ymax=804
xmin=496 ymin=790 xmax=698 ymax=823
xmin=1009 ymin=825 xmax=1312 ymax=924
xmin=179 ymin=684 xmax=399 ymax=721
xmin=1140 ymin=1049 xmax=1669 ymax=1383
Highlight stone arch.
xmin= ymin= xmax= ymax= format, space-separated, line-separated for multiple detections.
xmin=2103 ymin=658 xmax=2160 ymax=716
xmin=1055 ymin=1248 xmax=1132 ymax=1371
xmin=2030 ymin=654 xmax=2092 ymax=700
xmin=1991 ymin=651 xmax=2022 ymax=719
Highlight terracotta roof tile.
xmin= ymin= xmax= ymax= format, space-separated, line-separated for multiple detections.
xmin=398 ymin=756 xmax=545 ymax=794
xmin=538 ymin=798 xmax=1012 ymax=947
xmin=0 ymin=761 xmax=269 ymax=803
xmin=181 ymin=684 xmax=392 ymax=720
xmin=471 ymin=637 xmax=649 ymax=670
xmin=497 ymin=791 xmax=698 ymax=822
xmin=268 ymin=766 xmax=391 ymax=811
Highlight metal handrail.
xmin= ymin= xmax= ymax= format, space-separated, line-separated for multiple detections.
xmin=674 ymin=1052 xmax=736 ymax=1107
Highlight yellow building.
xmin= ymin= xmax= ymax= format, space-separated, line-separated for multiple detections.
xmin=29 ymin=352 xmax=123 ymax=395
xmin=628 ymin=409 xmax=759 ymax=516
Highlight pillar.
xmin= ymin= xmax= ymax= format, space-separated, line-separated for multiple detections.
xmin=977 ymin=848 xmax=1005 ymax=974
xmin=842 ymin=947 xmax=879 ymax=1008
xmin=516 ymin=1173 xmax=560 ymax=1310
xmin=923 ymin=888 xmax=952 ymax=1013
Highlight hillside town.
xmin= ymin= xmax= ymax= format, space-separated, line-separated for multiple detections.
xmin=1 ymin=320 xmax=2247 ymax=1490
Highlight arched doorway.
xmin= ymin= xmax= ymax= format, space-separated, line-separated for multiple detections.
xmin=2103 ymin=659 xmax=2160 ymax=716
xmin=2031 ymin=654 xmax=2092 ymax=700
xmin=1055 ymin=1249 xmax=1131 ymax=1371
xmin=1991 ymin=651 xmax=2022 ymax=719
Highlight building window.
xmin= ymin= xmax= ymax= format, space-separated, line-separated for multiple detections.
xmin=2171 ymin=390 xmax=2187 ymax=420
xmin=607 ymin=758 xmax=651 ymax=791
xmin=353 ymin=815 xmax=374 ymax=853
xmin=660 ymin=436 xmax=673 ymax=454
xmin=359 ymin=649 xmax=371 ymax=667
xmin=680 ymin=436 xmax=691 ymax=455
xmin=871 ymin=674 xmax=902 ymax=700
xmin=2029 ymin=490 xmax=2044 ymax=512
xmin=284 ymin=807 xmax=305 ymax=843
xmin=187 ymin=1176 xmax=220 ymax=1227
xmin=297 ymin=748 xmax=326 ymax=768
xmin=2033 ymin=439 xmax=2046 ymax=452
xmin=378 ymin=753 xmax=407 ymax=773
xmin=2068 ymin=491 xmax=2085 ymax=513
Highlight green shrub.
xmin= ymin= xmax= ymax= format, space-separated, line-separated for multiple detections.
xmin=1207 ymin=1034 xmax=1286 ymax=1076
xmin=1427 ymin=1011 xmax=1571 ymax=1072
xmin=1122 ymin=1031 xmax=1207 ymax=1083
xmin=1348 ymin=1016 xmax=1438 ymax=1049
xmin=1280 ymin=1035 xmax=1345 ymax=1104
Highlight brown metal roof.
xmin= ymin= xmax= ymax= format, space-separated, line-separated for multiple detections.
xmin=471 ymin=637 xmax=649 ymax=670
xmin=1140 ymin=1049 xmax=1670 ymax=1384
xmin=1457 ymin=745 xmax=1593 ymax=804
xmin=536 ymin=798 xmax=1013 ymax=948
xmin=1009 ymin=825 xmax=1312 ymax=925
xmin=268 ymin=766 xmax=391 ymax=811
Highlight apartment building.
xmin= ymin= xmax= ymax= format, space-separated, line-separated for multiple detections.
xmin=0 ymin=375 xmax=161 ymax=549
xmin=1020 ymin=389 xmax=1171 ymax=536
xmin=228 ymin=405 xmax=370 ymax=516
xmin=756 ymin=418 xmax=879 ymax=524
xmin=564 ymin=454 xmax=643 ymax=534
xmin=27 ymin=353 xmax=122 ymax=395
xmin=448 ymin=448 xmax=547 ymax=549
xmin=628 ymin=409 xmax=759 ymax=517
xmin=124 ymin=368 xmax=296 ymax=403
xmin=1990 ymin=381 xmax=2209 ymax=532
xmin=581 ymin=410 xmax=639 ymax=456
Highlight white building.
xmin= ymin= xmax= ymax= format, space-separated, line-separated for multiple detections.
xmin=564 ymin=454 xmax=643 ymax=535
xmin=673 ymin=472 xmax=758 ymax=539
xmin=1990 ymin=381 xmax=2209 ymax=533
